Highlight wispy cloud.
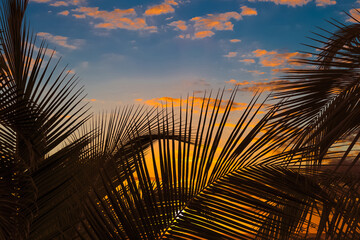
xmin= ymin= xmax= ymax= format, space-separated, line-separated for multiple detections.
xmin=240 ymin=6 xmax=257 ymax=16
xmin=348 ymin=9 xmax=360 ymax=23
xmin=247 ymin=0 xmax=336 ymax=7
xmin=248 ymin=70 xmax=265 ymax=75
xmin=239 ymin=58 xmax=255 ymax=64
xmin=168 ymin=20 xmax=187 ymax=31
xmin=30 ymin=0 xmax=51 ymax=3
xmin=239 ymin=80 xmax=291 ymax=92
xmin=194 ymin=30 xmax=215 ymax=39
xmin=37 ymin=32 xmax=83 ymax=50
xmin=169 ymin=8 xmax=257 ymax=40
xmin=58 ymin=10 xmax=69 ymax=16
xmin=224 ymin=52 xmax=237 ymax=58
xmin=230 ymin=39 xmax=241 ymax=43
xmin=144 ymin=0 xmax=179 ymax=16
xmin=252 ymin=49 xmax=311 ymax=67
xmin=315 ymin=0 xmax=336 ymax=6
xmin=72 ymin=7 xmax=157 ymax=32
xmin=142 ymin=96 xmax=251 ymax=113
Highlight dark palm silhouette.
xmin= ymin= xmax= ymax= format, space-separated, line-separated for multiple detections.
xmin=1 ymin=0 xmax=360 ymax=239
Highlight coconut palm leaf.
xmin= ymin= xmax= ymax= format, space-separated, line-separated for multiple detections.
xmin=28 ymin=106 xmax=181 ymax=240
xmin=64 ymin=91 xmax=303 ymax=239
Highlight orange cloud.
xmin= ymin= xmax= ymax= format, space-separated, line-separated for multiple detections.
xmin=252 ymin=49 xmax=311 ymax=67
xmin=225 ymin=79 xmax=237 ymax=84
xmin=30 ymin=0 xmax=51 ymax=3
xmin=230 ymin=39 xmax=241 ymax=43
xmin=168 ymin=20 xmax=187 ymax=31
xmin=239 ymin=58 xmax=255 ymax=64
xmin=143 ymin=96 xmax=252 ymax=113
xmin=224 ymin=52 xmax=237 ymax=58
xmin=49 ymin=0 xmax=86 ymax=6
xmin=240 ymin=6 xmax=257 ymax=16
xmin=58 ymin=10 xmax=69 ymax=16
xmin=348 ymin=9 xmax=360 ymax=23
xmin=194 ymin=30 xmax=215 ymax=39
xmin=238 ymin=80 xmax=291 ymax=93
xmin=144 ymin=0 xmax=178 ymax=16
xmin=178 ymin=34 xmax=191 ymax=39
xmin=271 ymin=68 xmax=292 ymax=74
xmin=73 ymin=14 xmax=86 ymax=19
xmin=248 ymin=70 xmax=265 ymax=75
xmin=191 ymin=12 xmax=242 ymax=31
xmin=72 ymin=7 xmax=157 ymax=32
xmin=248 ymin=0 xmax=311 ymax=7
xmin=37 ymin=32 xmax=83 ymax=50
xmin=226 ymin=79 xmax=256 ymax=86
xmin=190 ymin=12 xmax=243 ymax=39
xmin=315 ymin=0 xmax=336 ymax=6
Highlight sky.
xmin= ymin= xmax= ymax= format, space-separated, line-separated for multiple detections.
xmin=26 ymin=0 xmax=360 ymax=110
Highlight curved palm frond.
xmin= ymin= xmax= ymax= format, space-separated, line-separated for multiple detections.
xmin=28 ymin=106 xmax=181 ymax=239
xmin=63 ymin=91 xmax=298 ymax=239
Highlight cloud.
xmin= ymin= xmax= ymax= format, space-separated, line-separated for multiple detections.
xmin=178 ymin=34 xmax=191 ymax=39
xmin=168 ymin=20 xmax=187 ymax=31
xmin=348 ymin=9 xmax=360 ymax=23
xmin=239 ymin=58 xmax=255 ymax=64
xmin=30 ymin=0 xmax=51 ymax=3
xmin=252 ymin=49 xmax=311 ymax=67
xmin=240 ymin=6 xmax=257 ymax=16
xmin=50 ymin=1 xmax=68 ymax=6
xmin=271 ymin=68 xmax=292 ymax=74
xmin=248 ymin=70 xmax=265 ymax=75
xmin=248 ymin=0 xmax=335 ymax=7
xmin=37 ymin=32 xmax=83 ymax=50
xmin=58 ymin=10 xmax=69 ymax=16
xmin=191 ymin=12 xmax=242 ymax=31
xmin=171 ymin=8 xmax=257 ymax=40
xmin=72 ymin=7 xmax=157 ymax=32
xmin=144 ymin=0 xmax=178 ymax=16
xmin=248 ymin=0 xmax=311 ymax=7
xmin=230 ymin=39 xmax=241 ymax=43
xmin=190 ymin=11 xmax=243 ymax=39
xmin=34 ymin=0 xmax=86 ymax=6
xmin=238 ymin=80 xmax=292 ymax=92
xmin=143 ymin=96 xmax=250 ymax=113
xmin=226 ymin=79 xmax=256 ymax=86
xmin=224 ymin=52 xmax=237 ymax=58
xmin=315 ymin=0 xmax=336 ymax=6
xmin=194 ymin=30 xmax=215 ymax=39
xmin=225 ymin=79 xmax=237 ymax=84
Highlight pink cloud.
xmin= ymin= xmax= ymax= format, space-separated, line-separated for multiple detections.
xmin=72 ymin=7 xmax=157 ymax=32
xmin=240 ymin=6 xmax=257 ymax=16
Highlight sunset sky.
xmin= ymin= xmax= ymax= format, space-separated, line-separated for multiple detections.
xmin=27 ymin=0 xmax=358 ymax=109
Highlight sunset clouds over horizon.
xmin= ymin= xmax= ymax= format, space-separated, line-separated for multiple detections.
xmin=27 ymin=0 xmax=356 ymax=108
